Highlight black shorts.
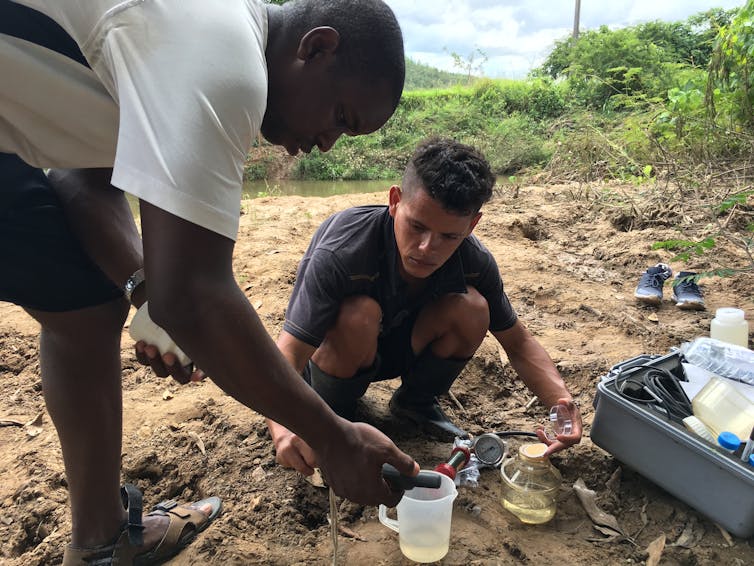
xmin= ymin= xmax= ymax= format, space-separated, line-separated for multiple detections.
xmin=301 ymin=309 xmax=421 ymax=384
xmin=372 ymin=309 xmax=422 ymax=381
xmin=0 ymin=4 xmax=122 ymax=312
xmin=0 ymin=153 xmax=122 ymax=312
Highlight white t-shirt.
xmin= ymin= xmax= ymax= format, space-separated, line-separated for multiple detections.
xmin=0 ymin=0 xmax=269 ymax=241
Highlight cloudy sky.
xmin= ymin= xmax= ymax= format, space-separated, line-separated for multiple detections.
xmin=383 ymin=1 xmax=745 ymax=78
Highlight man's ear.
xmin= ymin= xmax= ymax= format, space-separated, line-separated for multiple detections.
xmin=467 ymin=212 xmax=482 ymax=235
xmin=388 ymin=185 xmax=402 ymax=217
xmin=297 ymin=26 xmax=340 ymax=61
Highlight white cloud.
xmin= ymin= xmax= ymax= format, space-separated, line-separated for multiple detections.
xmin=385 ymin=0 xmax=745 ymax=79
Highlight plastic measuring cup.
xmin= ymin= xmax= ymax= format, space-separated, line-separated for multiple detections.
xmin=378 ymin=471 xmax=457 ymax=563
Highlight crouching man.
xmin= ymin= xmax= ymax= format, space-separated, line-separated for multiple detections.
xmin=267 ymin=138 xmax=582 ymax=476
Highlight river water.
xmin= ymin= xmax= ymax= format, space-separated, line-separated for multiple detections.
xmin=127 ymin=180 xmax=394 ymax=216
xmin=242 ymin=179 xmax=393 ymax=199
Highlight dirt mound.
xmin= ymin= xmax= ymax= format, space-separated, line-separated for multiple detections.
xmin=1 ymin=184 xmax=753 ymax=564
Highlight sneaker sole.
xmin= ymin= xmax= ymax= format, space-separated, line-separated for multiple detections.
xmin=634 ymin=293 xmax=662 ymax=305
xmin=674 ymin=300 xmax=705 ymax=311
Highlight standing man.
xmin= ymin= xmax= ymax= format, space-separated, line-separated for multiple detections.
xmin=266 ymin=138 xmax=583 ymax=476
xmin=1 ymin=1 xmax=418 ymax=564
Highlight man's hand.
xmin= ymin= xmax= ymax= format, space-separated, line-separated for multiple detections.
xmin=537 ymin=398 xmax=583 ymax=457
xmin=270 ymin=425 xmax=318 ymax=476
xmin=134 ymin=340 xmax=206 ymax=385
xmin=316 ymin=418 xmax=419 ymax=507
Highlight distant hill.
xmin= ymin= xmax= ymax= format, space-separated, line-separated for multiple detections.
xmin=404 ymin=58 xmax=470 ymax=90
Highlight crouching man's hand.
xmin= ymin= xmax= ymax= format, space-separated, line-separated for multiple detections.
xmin=537 ymin=398 xmax=583 ymax=457
xmin=268 ymin=421 xmax=318 ymax=476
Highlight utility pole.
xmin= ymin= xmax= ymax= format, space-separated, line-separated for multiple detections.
xmin=573 ymin=0 xmax=581 ymax=39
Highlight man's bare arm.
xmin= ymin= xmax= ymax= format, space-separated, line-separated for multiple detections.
xmin=492 ymin=321 xmax=582 ymax=454
xmin=49 ymin=168 xmax=145 ymax=304
xmin=492 ymin=321 xmax=570 ymax=406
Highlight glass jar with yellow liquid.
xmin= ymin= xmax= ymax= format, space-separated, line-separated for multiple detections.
xmin=500 ymin=442 xmax=561 ymax=524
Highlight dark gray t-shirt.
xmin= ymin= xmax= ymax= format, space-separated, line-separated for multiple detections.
xmin=283 ymin=206 xmax=517 ymax=347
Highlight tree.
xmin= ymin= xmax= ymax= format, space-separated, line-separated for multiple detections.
xmin=447 ymin=48 xmax=488 ymax=84
xmin=535 ymin=8 xmax=737 ymax=109
xmin=707 ymin=1 xmax=754 ymax=125
xmin=404 ymin=58 xmax=467 ymax=90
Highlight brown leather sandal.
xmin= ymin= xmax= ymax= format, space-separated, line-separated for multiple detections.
xmin=62 ymin=484 xmax=222 ymax=566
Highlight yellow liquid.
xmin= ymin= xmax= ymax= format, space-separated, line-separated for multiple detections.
xmin=501 ymin=487 xmax=557 ymax=524
xmin=692 ymin=378 xmax=754 ymax=439
xmin=502 ymin=497 xmax=556 ymax=524
xmin=399 ymin=528 xmax=449 ymax=563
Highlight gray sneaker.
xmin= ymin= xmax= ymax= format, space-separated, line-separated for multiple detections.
xmin=672 ymin=272 xmax=705 ymax=310
xmin=634 ymin=263 xmax=673 ymax=305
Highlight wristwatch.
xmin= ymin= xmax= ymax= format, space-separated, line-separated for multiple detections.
xmin=123 ymin=268 xmax=145 ymax=305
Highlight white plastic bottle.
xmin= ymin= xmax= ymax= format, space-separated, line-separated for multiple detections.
xmin=710 ymin=307 xmax=749 ymax=348
xmin=129 ymin=301 xmax=191 ymax=366
xmin=691 ymin=377 xmax=754 ymax=439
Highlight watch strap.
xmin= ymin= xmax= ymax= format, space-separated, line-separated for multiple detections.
xmin=124 ymin=268 xmax=146 ymax=304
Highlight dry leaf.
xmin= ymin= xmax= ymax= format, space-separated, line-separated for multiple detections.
xmin=586 ymin=533 xmax=623 ymax=543
xmin=670 ymin=519 xmax=698 ymax=548
xmin=188 ymin=431 xmax=206 ymax=455
xmin=24 ymin=413 xmax=44 ymax=437
xmin=645 ymin=533 xmax=666 ymax=566
xmin=253 ymin=300 xmax=263 ymax=310
xmin=573 ymin=478 xmax=625 ymax=535
xmin=306 ymin=468 xmax=327 ymax=489
xmin=337 ymin=524 xmax=367 ymax=541
xmin=606 ymin=467 xmax=622 ymax=493
xmin=647 ymin=313 xmax=659 ymax=323
xmin=714 ymin=523 xmax=734 ymax=547
xmin=265 ymin=249 xmax=281 ymax=255
xmin=593 ymin=525 xmax=623 ymax=538
xmin=640 ymin=501 xmax=648 ymax=527
xmin=162 ymin=389 xmax=174 ymax=401
xmin=0 ymin=419 xmax=24 ymax=427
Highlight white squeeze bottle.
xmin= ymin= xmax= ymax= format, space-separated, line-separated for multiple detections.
xmin=129 ymin=301 xmax=191 ymax=367
xmin=710 ymin=308 xmax=749 ymax=348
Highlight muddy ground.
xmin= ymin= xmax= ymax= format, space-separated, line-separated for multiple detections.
xmin=1 ymin=183 xmax=753 ymax=565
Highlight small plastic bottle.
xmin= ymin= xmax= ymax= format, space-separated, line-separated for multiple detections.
xmin=691 ymin=377 xmax=754 ymax=439
xmin=717 ymin=431 xmax=741 ymax=454
xmin=129 ymin=301 xmax=191 ymax=366
xmin=710 ymin=308 xmax=749 ymax=348
xmin=500 ymin=443 xmax=561 ymax=525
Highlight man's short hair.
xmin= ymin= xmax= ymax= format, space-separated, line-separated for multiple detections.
xmin=284 ymin=0 xmax=405 ymax=110
xmin=404 ymin=138 xmax=496 ymax=215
